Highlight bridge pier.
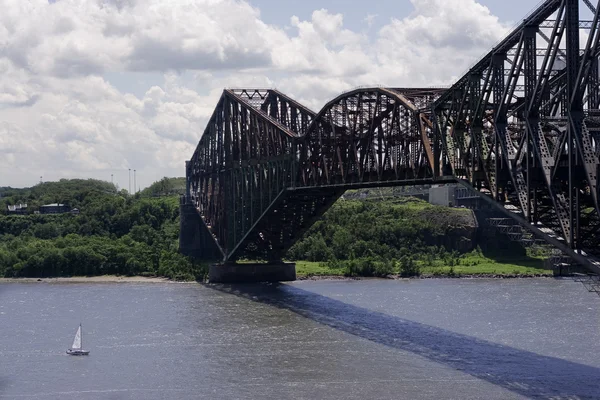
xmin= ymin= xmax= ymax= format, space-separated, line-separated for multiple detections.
xmin=208 ymin=263 xmax=296 ymax=283
xmin=179 ymin=198 xmax=223 ymax=260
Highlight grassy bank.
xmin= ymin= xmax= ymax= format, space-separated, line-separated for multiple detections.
xmin=295 ymin=251 xmax=552 ymax=279
xmin=289 ymin=196 xmax=551 ymax=279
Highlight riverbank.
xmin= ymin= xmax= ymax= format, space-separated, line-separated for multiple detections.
xmin=0 ymin=257 xmax=556 ymax=283
xmin=297 ymin=273 xmax=555 ymax=281
xmin=0 ymin=275 xmax=173 ymax=284
xmin=0 ymin=271 xmax=556 ymax=284
xmin=294 ymin=259 xmax=554 ymax=280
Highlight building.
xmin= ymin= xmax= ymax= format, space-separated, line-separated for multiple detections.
xmin=428 ymin=185 xmax=456 ymax=207
xmin=7 ymin=204 xmax=28 ymax=215
xmin=39 ymin=203 xmax=71 ymax=214
xmin=428 ymin=185 xmax=487 ymax=210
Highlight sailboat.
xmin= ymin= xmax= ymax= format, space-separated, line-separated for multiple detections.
xmin=66 ymin=324 xmax=90 ymax=356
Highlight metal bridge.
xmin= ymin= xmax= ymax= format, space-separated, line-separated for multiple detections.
xmin=182 ymin=0 xmax=600 ymax=277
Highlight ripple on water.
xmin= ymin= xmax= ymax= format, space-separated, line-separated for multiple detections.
xmin=0 ymin=279 xmax=598 ymax=400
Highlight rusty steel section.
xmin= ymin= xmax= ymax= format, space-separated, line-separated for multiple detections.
xmin=296 ymin=88 xmax=444 ymax=188
xmin=433 ymin=0 xmax=600 ymax=272
xmin=186 ymin=88 xmax=444 ymax=262
xmin=185 ymin=0 xmax=600 ymax=274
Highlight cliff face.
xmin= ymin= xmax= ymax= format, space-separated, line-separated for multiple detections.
xmin=443 ymin=226 xmax=478 ymax=252
xmin=415 ymin=207 xmax=478 ymax=252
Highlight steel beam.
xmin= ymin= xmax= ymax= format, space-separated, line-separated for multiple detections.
xmin=185 ymin=0 xmax=600 ymax=275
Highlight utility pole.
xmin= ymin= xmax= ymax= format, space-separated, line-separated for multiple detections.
xmin=134 ymin=170 xmax=137 ymax=194
xmin=128 ymin=169 xmax=131 ymax=194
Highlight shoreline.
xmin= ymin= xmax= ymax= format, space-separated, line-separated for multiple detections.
xmin=0 ymin=272 xmax=558 ymax=284
xmin=297 ymin=273 xmax=555 ymax=281
xmin=0 ymin=275 xmax=174 ymax=284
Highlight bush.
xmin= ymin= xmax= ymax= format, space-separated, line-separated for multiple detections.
xmin=400 ymin=256 xmax=420 ymax=277
xmin=173 ymin=272 xmax=195 ymax=281
xmin=374 ymin=259 xmax=395 ymax=277
xmin=342 ymin=258 xmax=372 ymax=277
xmin=338 ymin=257 xmax=394 ymax=277
xmin=287 ymin=234 xmax=333 ymax=262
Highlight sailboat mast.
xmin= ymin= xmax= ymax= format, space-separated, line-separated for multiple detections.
xmin=80 ymin=323 xmax=82 ymax=350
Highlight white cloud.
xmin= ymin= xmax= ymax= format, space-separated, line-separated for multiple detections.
xmin=1 ymin=0 xmax=285 ymax=76
xmin=0 ymin=0 xmax=510 ymax=189
xmin=0 ymin=60 xmax=40 ymax=107
xmin=364 ymin=14 xmax=378 ymax=28
xmin=272 ymin=0 xmax=508 ymax=107
xmin=0 ymin=69 xmax=218 ymax=189
xmin=372 ymin=0 xmax=507 ymax=84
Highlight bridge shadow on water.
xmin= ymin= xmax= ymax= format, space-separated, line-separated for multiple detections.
xmin=205 ymin=282 xmax=600 ymax=400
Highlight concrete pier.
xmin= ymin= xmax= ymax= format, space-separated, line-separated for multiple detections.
xmin=209 ymin=263 xmax=296 ymax=283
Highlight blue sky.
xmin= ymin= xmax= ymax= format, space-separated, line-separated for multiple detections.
xmin=1 ymin=0 xmax=550 ymax=189
xmin=104 ymin=0 xmax=542 ymax=99
xmin=255 ymin=0 xmax=540 ymax=30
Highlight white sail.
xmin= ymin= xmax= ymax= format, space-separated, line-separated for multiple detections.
xmin=71 ymin=326 xmax=82 ymax=349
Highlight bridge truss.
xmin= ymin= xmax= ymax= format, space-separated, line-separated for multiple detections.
xmin=185 ymin=0 xmax=600 ymax=275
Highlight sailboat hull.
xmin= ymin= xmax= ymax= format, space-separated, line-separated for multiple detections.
xmin=67 ymin=349 xmax=90 ymax=356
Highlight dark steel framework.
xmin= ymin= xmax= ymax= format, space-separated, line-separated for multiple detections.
xmin=186 ymin=0 xmax=600 ymax=274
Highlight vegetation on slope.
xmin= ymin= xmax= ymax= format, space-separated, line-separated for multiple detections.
xmin=287 ymin=197 xmax=549 ymax=278
xmin=0 ymin=178 xmax=205 ymax=281
xmin=0 ymin=179 xmax=119 ymax=211
xmin=0 ymin=179 xmax=549 ymax=281
xmin=139 ymin=177 xmax=186 ymax=197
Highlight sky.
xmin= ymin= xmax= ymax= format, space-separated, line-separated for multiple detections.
xmin=0 ymin=0 xmax=542 ymax=191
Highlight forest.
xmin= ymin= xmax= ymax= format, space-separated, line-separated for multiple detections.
xmin=0 ymin=179 xmax=546 ymax=281
xmin=0 ymin=178 xmax=204 ymax=281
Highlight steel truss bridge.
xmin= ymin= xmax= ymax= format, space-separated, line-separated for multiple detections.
xmin=184 ymin=0 xmax=600 ymax=275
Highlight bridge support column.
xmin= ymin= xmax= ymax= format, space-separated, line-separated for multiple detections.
xmin=179 ymin=200 xmax=223 ymax=260
xmin=208 ymin=263 xmax=296 ymax=283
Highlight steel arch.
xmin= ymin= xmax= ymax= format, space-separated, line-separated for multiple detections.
xmin=184 ymin=0 xmax=600 ymax=275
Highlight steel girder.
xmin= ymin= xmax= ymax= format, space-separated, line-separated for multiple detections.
xmin=186 ymin=0 xmax=600 ymax=272
xmin=187 ymin=90 xmax=297 ymax=261
xmin=433 ymin=0 xmax=600 ymax=262
xmin=297 ymin=88 xmax=442 ymax=187
xmin=187 ymin=88 xmax=443 ymax=261
xmin=231 ymin=89 xmax=317 ymax=137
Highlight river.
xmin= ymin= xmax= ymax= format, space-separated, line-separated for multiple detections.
xmin=0 ymin=278 xmax=599 ymax=399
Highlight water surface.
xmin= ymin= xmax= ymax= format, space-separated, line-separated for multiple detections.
xmin=0 ymin=278 xmax=599 ymax=399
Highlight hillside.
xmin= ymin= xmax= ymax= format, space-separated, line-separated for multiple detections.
xmin=287 ymin=196 xmax=546 ymax=277
xmin=139 ymin=177 xmax=186 ymax=197
xmin=288 ymin=197 xmax=477 ymax=261
xmin=0 ymin=179 xmax=204 ymax=280
xmin=0 ymin=179 xmax=547 ymax=280
xmin=0 ymin=179 xmax=120 ymax=211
